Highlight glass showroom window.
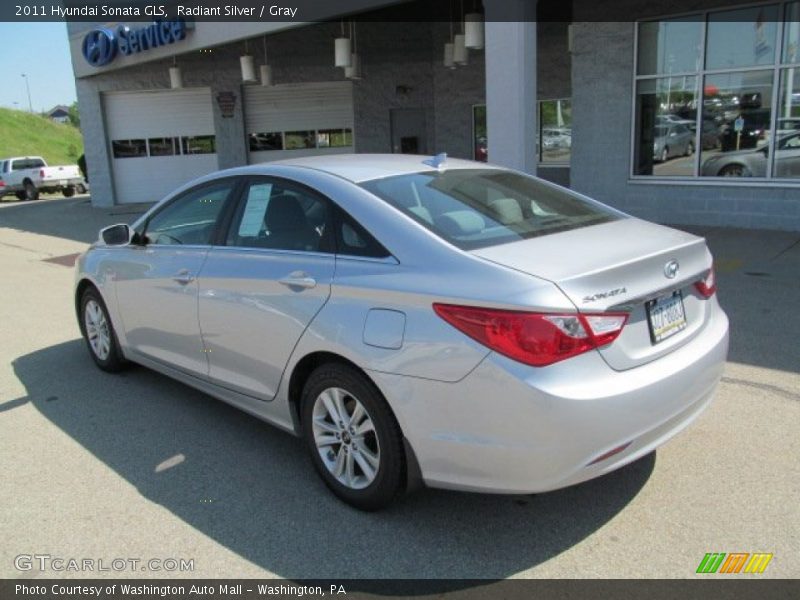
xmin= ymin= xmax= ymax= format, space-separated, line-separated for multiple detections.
xmin=634 ymin=2 xmax=800 ymax=180
xmin=539 ymin=99 xmax=572 ymax=164
xmin=473 ymin=105 xmax=487 ymax=162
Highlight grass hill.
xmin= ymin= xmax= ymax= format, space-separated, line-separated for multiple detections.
xmin=0 ymin=107 xmax=84 ymax=165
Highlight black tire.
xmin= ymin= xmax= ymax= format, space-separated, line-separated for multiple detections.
xmin=23 ymin=181 xmax=39 ymax=201
xmin=301 ymin=363 xmax=405 ymax=511
xmin=718 ymin=163 xmax=751 ymax=177
xmin=63 ymin=186 xmax=75 ymax=198
xmin=79 ymin=287 xmax=127 ymax=372
xmin=15 ymin=192 xmax=26 ymax=201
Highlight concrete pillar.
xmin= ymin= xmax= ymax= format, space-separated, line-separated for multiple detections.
xmin=484 ymin=0 xmax=537 ymax=174
xmin=76 ymin=79 xmax=115 ymax=207
xmin=211 ymin=85 xmax=248 ymax=169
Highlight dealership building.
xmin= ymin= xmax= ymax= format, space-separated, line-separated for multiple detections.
xmin=68 ymin=0 xmax=800 ymax=230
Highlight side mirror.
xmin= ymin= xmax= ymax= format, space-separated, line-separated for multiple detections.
xmin=99 ymin=223 xmax=134 ymax=246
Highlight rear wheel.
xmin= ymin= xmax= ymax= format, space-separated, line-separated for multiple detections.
xmin=15 ymin=192 xmax=26 ymax=201
xmin=80 ymin=287 xmax=126 ymax=372
xmin=63 ymin=186 xmax=75 ymax=198
xmin=23 ymin=181 xmax=39 ymax=201
xmin=301 ymin=363 xmax=405 ymax=511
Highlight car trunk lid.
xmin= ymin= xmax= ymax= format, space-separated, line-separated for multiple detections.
xmin=471 ymin=218 xmax=714 ymax=371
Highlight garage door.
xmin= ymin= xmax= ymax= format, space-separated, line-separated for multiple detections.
xmin=244 ymin=82 xmax=354 ymax=164
xmin=104 ymin=89 xmax=217 ymax=204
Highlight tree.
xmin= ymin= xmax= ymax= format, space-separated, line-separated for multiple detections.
xmin=68 ymin=101 xmax=80 ymax=128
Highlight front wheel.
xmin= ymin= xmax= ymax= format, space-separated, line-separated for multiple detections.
xmin=719 ymin=163 xmax=751 ymax=177
xmin=80 ymin=287 xmax=126 ymax=372
xmin=301 ymin=364 xmax=405 ymax=511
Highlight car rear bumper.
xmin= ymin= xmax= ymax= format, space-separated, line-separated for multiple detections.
xmin=370 ymin=301 xmax=729 ymax=494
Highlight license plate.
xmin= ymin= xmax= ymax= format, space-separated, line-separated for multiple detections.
xmin=646 ymin=291 xmax=687 ymax=344
xmin=58 ymin=180 xmax=66 ymax=186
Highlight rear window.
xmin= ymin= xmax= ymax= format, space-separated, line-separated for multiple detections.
xmin=360 ymin=169 xmax=617 ymax=250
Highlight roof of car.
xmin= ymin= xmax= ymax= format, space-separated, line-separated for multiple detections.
xmin=266 ymin=153 xmax=499 ymax=183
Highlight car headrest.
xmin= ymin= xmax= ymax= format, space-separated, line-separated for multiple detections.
xmin=435 ymin=210 xmax=484 ymax=237
xmin=487 ymin=198 xmax=523 ymax=225
xmin=266 ymin=193 xmax=306 ymax=232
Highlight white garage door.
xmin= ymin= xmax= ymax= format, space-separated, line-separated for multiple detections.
xmin=104 ymin=89 xmax=217 ymax=204
xmin=244 ymin=82 xmax=354 ymax=164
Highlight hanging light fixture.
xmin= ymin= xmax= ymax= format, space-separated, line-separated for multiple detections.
xmin=334 ymin=20 xmax=352 ymax=68
xmin=260 ymin=36 xmax=273 ymax=86
xmin=169 ymin=56 xmax=183 ymax=89
xmin=454 ymin=0 xmax=468 ymax=64
xmin=464 ymin=1 xmax=484 ymax=49
xmin=240 ymin=39 xmax=256 ymax=83
xmin=345 ymin=21 xmax=362 ymax=79
xmin=443 ymin=5 xmax=456 ymax=69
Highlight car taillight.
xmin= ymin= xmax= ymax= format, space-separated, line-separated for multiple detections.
xmin=40 ymin=169 xmax=45 ymax=178
xmin=433 ymin=303 xmax=629 ymax=367
xmin=694 ymin=266 xmax=716 ymax=298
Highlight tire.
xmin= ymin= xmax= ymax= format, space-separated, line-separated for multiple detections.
xmin=76 ymin=184 xmax=87 ymax=194
xmin=63 ymin=186 xmax=75 ymax=198
xmin=79 ymin=287 xmax=127 ymax=372
xmin=718 ymin=164 xmax=751 ymax=177
xmin=661 ymin=147 xmax=669 ymax=162
xmin=301 ymin=363 xmax=405 ymax=511
xmin=23 ymin=181 xmax=39 ymax=201
xmin=15 ymin=192 xmax=26 ymax=201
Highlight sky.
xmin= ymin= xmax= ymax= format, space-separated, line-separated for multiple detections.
xmin=0 ymin=22 xmax=77 ymax=112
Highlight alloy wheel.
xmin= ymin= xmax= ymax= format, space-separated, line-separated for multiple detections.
xmin=311 ymin=387 xmax=381 ymax=490
xmin=84 ymin=299 xmax=111 ymax=361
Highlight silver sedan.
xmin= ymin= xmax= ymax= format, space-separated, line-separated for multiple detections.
xmin=75 ymin=154 xmax=729 ymax=510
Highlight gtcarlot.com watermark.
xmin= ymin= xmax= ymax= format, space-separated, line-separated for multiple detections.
xmin=14 ymin=554 xmax=194 ymax=573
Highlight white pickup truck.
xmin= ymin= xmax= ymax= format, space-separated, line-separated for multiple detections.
xmin=0 ymin=156 xmax=85 ymax=201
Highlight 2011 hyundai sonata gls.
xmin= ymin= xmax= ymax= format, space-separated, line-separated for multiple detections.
xmin=75 ymin=154 xmax=729 ymax=510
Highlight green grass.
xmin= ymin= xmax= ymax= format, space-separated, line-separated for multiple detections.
xmin=0 ymin=107 xmax=84 ymax=166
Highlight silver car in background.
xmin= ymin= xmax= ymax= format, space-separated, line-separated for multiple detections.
xmin=75 ymin=154 xmax=728 ymax=510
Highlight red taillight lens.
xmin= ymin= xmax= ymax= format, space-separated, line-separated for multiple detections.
xmin=694 ymin=265 xmax=716 ymax=298
xmin=40 ymin=169 xmax=45 ymax=178
xmin=433 ymin=304 xmax=628 ymax=367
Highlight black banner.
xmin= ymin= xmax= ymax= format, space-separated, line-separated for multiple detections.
xmin=2 ymin=580 xmax=799 ymax=600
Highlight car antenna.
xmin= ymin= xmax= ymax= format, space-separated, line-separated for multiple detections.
xmin=422 ymin=152 xmax=448 ymax=170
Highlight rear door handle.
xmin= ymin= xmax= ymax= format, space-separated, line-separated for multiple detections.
xmin=173 ymin=269 xmax=195 ymax=285
xmin=278 ymin=271 xmax=317 ymax=289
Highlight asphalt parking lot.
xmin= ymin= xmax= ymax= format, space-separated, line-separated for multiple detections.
xmin=0 ymin=195 xmax=798 ymax=579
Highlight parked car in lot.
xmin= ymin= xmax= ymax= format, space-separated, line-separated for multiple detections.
xmin=0 ymin=156 xmax=84 ymax=200
xmin=75 ymin=154 xmax=728 ymax=510
xmin=653 ymin=124 xmax=694 ymax=161
xmin=701 ymin=131 xmax=800 ymax=177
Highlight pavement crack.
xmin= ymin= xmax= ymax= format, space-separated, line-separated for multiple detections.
xmin=771 ymin=236 xmax=800 ymax=261
xmin=721 ymin=376 xmax=800 ymax=402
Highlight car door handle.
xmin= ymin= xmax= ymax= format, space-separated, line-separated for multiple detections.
xmin=173 ymin=269 xmax=195 ymax=285
xmin=278 ymin=272 xmax=316 ymax=289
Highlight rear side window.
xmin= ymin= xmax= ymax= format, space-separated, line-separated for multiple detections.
xmin=360 ymin=169 xmax=618 ymax=250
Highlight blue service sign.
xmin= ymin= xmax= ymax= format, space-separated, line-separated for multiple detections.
xmin=82 ymin=20 xmax=187 ymax=67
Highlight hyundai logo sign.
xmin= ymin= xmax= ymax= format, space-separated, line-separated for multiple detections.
xmin=82 ymin=27 xmax=117 ymax=67
xmin=664 ymin=260 xmax=680 ymax=279
xmin=82 ymin=21 xmax=188 ymax=68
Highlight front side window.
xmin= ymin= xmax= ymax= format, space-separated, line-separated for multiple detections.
xmin=634 ymin=3 xmax=800 ymax=180
xmin=361 ymin=169 xmax=617 ymax=250
xmin=226 ymin=179 xmax=332 ymax=253
xmin=145 ymin=180 xmax=235 ymax=246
